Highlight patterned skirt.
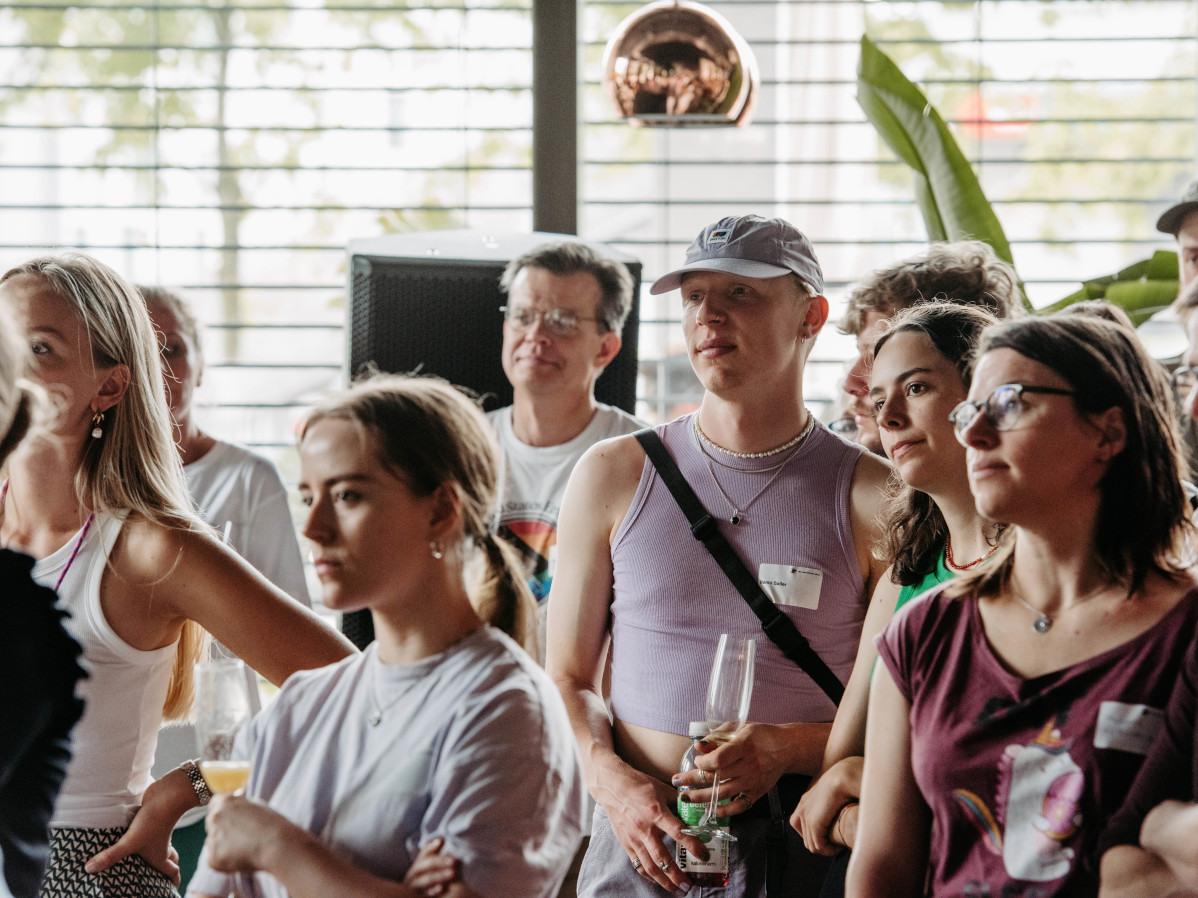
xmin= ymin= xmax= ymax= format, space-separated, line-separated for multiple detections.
xmin=40 ymin=828 xmax=181 ymax=898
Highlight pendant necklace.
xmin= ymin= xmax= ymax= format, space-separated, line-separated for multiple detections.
xmin=1009 ymin=583 xmax=1115 ymax=636
xmin=695 ymin=414 xmax=814 ymax=525
xmin=366 ymin=663 xmax=418 ymax=727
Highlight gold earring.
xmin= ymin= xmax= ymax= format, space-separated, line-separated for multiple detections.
xmin=91 ymin=411 xmax=105 ymax=439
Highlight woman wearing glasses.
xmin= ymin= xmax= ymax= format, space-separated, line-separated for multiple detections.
xmin=847 ymin=315 xmax=1198 ymax=898
xmin=793 ymin=302 xmax=1002 ymax=879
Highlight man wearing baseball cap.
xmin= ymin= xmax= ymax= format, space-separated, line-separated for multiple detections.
xmin=1157 ymin=178 xmax=1198 ymax=290
xmin=546 ymin=215 xmax=891 ymax=897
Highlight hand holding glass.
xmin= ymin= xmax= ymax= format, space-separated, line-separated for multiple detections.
xmin=682 ymin=634 xmax=756 ymax=842
xmin=194 ymin=658 xmax=254 ymax=794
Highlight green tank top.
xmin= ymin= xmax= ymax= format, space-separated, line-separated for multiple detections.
xmin=894 ymin=546 xmax=954 ymax=614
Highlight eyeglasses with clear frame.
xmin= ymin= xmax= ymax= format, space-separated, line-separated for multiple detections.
xmin=1171 ymin=365 xmax=1198 ymax=403
xmin=948 ymin=383 xmax=1078 ymax=443
xmin=828 ymin=417 xmax=859 ymax=441
xmin=500 ymin=305 xmax=603 ymax=339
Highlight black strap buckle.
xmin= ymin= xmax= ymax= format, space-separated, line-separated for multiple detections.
xmin=690 ymin=513 xmax=718 ymax=541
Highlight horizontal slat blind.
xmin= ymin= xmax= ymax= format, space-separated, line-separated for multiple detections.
xmin=581 ymin=0 xmax=1195 ymax=421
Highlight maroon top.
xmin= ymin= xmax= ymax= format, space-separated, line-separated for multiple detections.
xmin=876 ymin=584 xmax=1198 ymax=897
xmin=1101 ymin=629 xmax=1198 ymax=852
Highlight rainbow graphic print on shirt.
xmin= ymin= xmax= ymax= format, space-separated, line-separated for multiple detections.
xmin=497 ymin=514 xmax=556 ymax=602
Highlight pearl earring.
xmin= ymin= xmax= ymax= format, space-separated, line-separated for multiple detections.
xmin=430 ymin=541 xmax=444 ymax=560
xmin=91 ymin=411 xmax=105 ymax=439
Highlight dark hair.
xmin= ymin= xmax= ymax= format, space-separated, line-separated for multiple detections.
xmin=870 ymin=301 xmax=1001 ymax=585
xmin=1055 ymin=299 xmax=1136 ymax=333
xmin=840 ymin=240 xmax=1022 ymax=336
xmin=953 ymin=316 xmax=1192 ymax=598
xmin=302 ymin=372 xmax=538 ymax=654
xmin=499 ymin=241 xmax=634 ymax=334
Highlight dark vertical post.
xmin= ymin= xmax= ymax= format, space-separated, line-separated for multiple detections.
xmin=532 ymin=0 xmax=578 ymax=235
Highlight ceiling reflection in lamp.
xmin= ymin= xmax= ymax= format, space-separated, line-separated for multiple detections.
xmin=601 ymin=0 xmax=759 ymax=128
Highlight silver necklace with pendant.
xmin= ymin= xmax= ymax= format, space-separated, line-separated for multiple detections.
xmin=1010 ymin=584 xmax=1115 ymax=635
xmin=367 ymin=666 xmax=417 ymax=727
xmin=696 ymin=414 xmax=813 ymax=525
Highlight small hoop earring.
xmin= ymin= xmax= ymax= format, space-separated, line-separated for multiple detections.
xmin=91 ymin=411 xmax=105 ymax=439
xmin=430 ymin=541 xmax=444 ymax=560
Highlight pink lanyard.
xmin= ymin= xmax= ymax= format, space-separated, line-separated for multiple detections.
xmin=0 ymin=480 xmax=95 ymax=592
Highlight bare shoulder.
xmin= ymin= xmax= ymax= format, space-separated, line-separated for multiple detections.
xmin=565 ymin=431 xmax=648 ymax=531
xmin=848 ymin=449 xmax=894 ymax=504
xmin=846 ymin=450 xmax=894 ymax=587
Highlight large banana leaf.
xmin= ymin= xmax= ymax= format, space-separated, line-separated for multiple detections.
xmin=1040 ymin=250 xmax=1179 ymax=326
xmin=856 ymin=36 xmax=1029 ymax=309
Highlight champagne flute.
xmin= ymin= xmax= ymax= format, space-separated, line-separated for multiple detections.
xmin=682 ymin=634 xmax=756 ymax=842
xmin=194 ymin=658 xmax=254 ymax=794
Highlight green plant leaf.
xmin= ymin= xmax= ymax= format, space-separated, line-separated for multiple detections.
xmin=856 ymin=36 xmax=1028 ymax=307
xmin=1040 ymin=249 xmax=1178 ymax=326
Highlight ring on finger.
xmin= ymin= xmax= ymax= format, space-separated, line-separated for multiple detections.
xmin=658 ymin=860 xmax=671 ymax=872
xmin=630 ymin=857 xmax=641 ymax=871
xmin=734 ymin=791 xmax=749 ymax=805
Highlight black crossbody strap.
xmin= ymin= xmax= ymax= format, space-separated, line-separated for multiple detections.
xmin=635 ymin=429 xmax=844 ymax=704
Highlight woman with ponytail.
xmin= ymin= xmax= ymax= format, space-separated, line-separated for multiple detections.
xmin=0 ymin=253 xmax=354 ymax=897
xmin=189 ymin=373 xmax=582 ymax=898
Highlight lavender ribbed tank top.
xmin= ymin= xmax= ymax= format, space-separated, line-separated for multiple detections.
xmin=609 ymin=413 xmax=867 ymax=736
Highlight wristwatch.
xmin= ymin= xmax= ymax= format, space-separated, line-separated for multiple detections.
xmin=180 ymin=759 xmax=212 ymax=807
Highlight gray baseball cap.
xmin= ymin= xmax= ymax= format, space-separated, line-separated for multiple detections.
xmin=649 ymin=215 xmax=825 ymax=296
xmin=1157 ymin=178 xmax=1198 ymax=235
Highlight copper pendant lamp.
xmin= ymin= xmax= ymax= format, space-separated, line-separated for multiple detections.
xmin=601 ymin=0 xmax=760 ymax=128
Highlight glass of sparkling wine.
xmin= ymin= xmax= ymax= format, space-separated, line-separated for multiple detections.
xmin=194 ymin=658 xmax=254 ymax=795
xmin=682 ymin=634 xmax=756 ymax=842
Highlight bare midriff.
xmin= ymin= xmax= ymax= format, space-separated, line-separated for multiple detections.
xmin=614 ymin=718 xmax=695 ymax=783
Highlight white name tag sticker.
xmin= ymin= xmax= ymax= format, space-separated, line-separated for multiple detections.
xmin=758 ymin=564 xmax=823 ymax=610
xmin=1093 ymin=702 xmax=1165 ymax=755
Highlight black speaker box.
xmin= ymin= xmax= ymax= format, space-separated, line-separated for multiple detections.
xmin=347 ymin=230 xmax=641 ymax=413
xmin=340 ymin=230 xmax=642 ymax=648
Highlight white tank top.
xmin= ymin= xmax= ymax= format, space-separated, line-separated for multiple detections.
xmin=33 ymin=513 xmax=177 ymax=829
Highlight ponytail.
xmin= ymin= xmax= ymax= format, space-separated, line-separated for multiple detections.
xmin=473 ymin=532 xmax=538 ymax=658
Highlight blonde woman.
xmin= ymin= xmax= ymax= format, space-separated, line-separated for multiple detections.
xmin=0 ymin=253 xmax=354 ymax=897
xmin=189 ymin=375 xmax=577 ymax=898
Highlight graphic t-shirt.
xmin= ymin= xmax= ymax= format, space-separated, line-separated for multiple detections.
xmin=488 ymin=403 xmax=644 ymax=603
xmin=876 ymin=584 xmax=1198 ymax=897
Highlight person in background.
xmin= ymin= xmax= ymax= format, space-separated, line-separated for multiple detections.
xmin=139 ymin=285 xmax=314 ymax=889
xmin=848 ymin=315 xmax=1198 ymax=898
xmin=0 ymin=253 xmax=354 ymax=897
xmin=1095 ymin=281 xmax=1198 ymax=898
xmin=839 ymin=241 xmax=1023 ymax=455
xmin=0 ymin=303 xmax=86 ymax=898
xmin=188 ymin=374 xmax=581 ymax=898
xmin=489 ymin=242 xmax=644 ymax=617
xmin=548 ymin=214 xmax=892 ymax=897
xmin=139 ymin=286 xmax=309 ymax=605
xmin=792 ymin=302 xmax=1002 ymax=895
xmin=1156 ymin=178 xmax=1198 ymax=292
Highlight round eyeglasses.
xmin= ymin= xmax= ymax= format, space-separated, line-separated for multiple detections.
xmin=1171 ymin=364 xmax=1198 ymax=402
xmin=500 ymin=305 xmax=602 ymax=339
xmin=828 ymin=416 xmax=859 ymax=441
xmin=948 ymin=383 xmax=1077 ymax=441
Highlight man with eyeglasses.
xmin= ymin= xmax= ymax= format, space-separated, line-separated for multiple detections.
xmin=839 ymin=241 xmax=1023 ymax=455
xmin=490 ymin=241 xmax=645 ymax=625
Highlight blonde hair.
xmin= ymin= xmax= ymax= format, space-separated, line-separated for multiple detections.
xmin=0 ymin=304 xmax=37 ymax=468
xmin=1 ymin=253 xmax=205 ymax=719
xmin=139 ymin=285 xmax=204 ymax=371
xmin=302 ymin=373 xmax=538 ymax=654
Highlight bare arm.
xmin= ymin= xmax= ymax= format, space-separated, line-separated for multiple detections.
xmin=791 ymin=571 xmax=901 ymax=853
xmin=845 ymin=664 xmax=930 ymax=898
xmin=192 ymin=795 xmax=472 ymax=898
xmin=118 ymin=521 xmax=355 ymax=685
xmin=545 ymin=437 xmax=706 ymax=894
